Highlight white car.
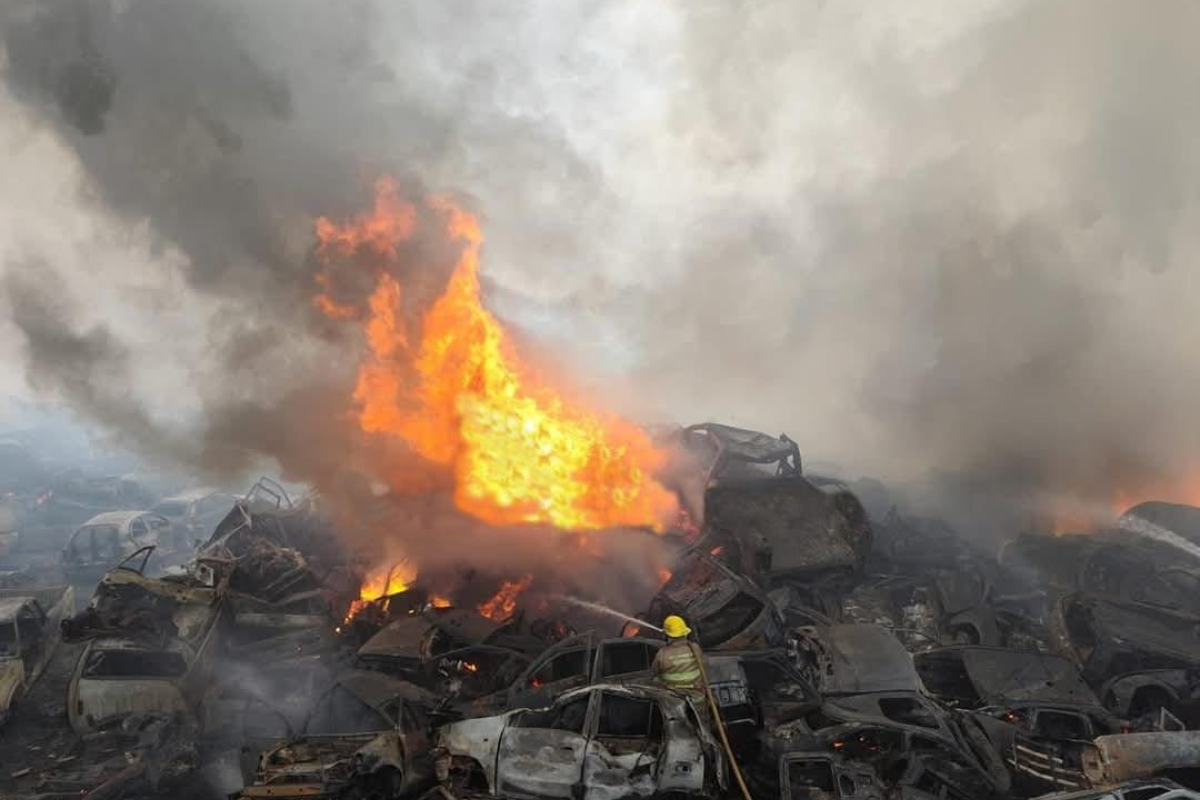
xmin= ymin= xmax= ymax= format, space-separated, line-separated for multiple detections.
xmin=62 ymin=510 xmax=175 ymax=582
xmin=0 ymin=585 xmax=73 ymax=725
xmin=439 ymin=683 xmax=726 ymax=800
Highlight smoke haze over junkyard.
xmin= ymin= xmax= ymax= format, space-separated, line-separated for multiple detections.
xmin=2 ymin=0 xmax=1200 ymax=537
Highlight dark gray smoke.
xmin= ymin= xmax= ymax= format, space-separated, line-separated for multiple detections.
xmin=3 ymin=0 xmax=1200 ymax=541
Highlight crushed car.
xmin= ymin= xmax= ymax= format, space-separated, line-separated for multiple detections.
xmin=234 ymin=669 xmax=438 ymax=800
xmin=1049 ymin=594 xmax=1200 ymax=692
xmin=356 ymin=607 xmax=543 ymax=697
xmin=773 ymin=623 xmax=1012 ymax=799
xmin=915 ymin=646 xmax=1121 ymax=734
xmin=916 ymin=646 xmax=1126 ymax=796
xmin=671 ymin=423 xmax=872 ymax=585
xmin=646 ymin=549 xmax=784 ymax=650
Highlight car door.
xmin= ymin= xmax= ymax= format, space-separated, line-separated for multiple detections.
xmin=128 ymin=517 xmax=149 ymax=553
xmin=581 ymin=691 xmax=664 ymax=800
xmin=496 ymin=691 xmax=593 ymax=799
xmin=144 ymin=514 xmax=176 ymax=551
xmin=396 ymin=701 xmax=431 ymax=790
xmin=508 ymin=633 xmax=597 ymax=709
xmin=593 ymin=639 xmax=663 ymax=683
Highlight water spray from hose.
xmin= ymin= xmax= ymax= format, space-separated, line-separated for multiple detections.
xmin=550 ymin=594 xmax=664 ymax=633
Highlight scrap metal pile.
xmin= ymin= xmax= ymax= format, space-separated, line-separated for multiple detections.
xmin=3 ymin=431 xmax=1200 ymax=800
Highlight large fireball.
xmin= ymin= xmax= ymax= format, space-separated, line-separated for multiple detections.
xmin=314 ymin=178 xmax=675 ymax=532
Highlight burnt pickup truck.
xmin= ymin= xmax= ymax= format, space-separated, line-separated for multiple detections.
xmin=916 ymin=646 xmax=1125 ymax=796
xmin=0 ymin=585 xmax=73 ymax=726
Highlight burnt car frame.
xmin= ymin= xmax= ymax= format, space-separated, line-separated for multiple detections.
xmin=439 ymin=682 xmax=727 ymax=800
xmin=62 ymin=510 xmax=177 ymax=582
xmin=1050 ymin=594 xmax=1200 ymax=690
xmin=356 ymin=607 xmax=543 ymax=699
xmin=777 ymin=624 xmax=1011 ymax=799
xmin=468 ymin=631 xmax=819 ymax=733
xmin=673 ymin=423 xmax=872 ymax=584
xmin=916 ymin=646 xmax=1125 ymax=796
xmin=237 ymin=670 xmax=437 ymax=800
xmin=0 ymin=585 xmax=73 ymax=726
xmin=647 ymin=549 xmax=784 ymax=650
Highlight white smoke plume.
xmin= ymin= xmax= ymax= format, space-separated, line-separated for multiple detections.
xmin=2 ymin=0 xmax=1200 ymax=540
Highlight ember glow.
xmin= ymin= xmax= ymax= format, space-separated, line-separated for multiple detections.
xmin=1048 ymin=472 xmax=1200 ymax=534
xmin=477 ymin=574 xmax=533 ymax=621
xmin=314 ymin=178 xmax=675 ymax=532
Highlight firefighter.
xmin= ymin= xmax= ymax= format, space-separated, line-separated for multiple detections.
xmin=651 ymin=614 xmax=704 ymax=698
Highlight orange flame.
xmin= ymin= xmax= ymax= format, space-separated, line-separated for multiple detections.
xmin=429 ymin=594 xmax=453 ymax=609
xmin=315 ymin=178 xmax=675 ymax=532
xmin=345 ymin=559 xmax=418 ymax=622
xmin=477 ymin=574 xmax=533 ymax=621
xmin=1047 ymin=472 xmax=1200 ymax=535
xmin=655 ymin=567 xmax=673 ymax=585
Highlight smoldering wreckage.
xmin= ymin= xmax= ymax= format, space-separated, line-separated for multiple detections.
xmin=1 ymin=427 xmax=1200 ymax=800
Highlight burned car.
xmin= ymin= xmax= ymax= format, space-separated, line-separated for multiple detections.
xmin=62 ymin=509 xmax=178 ymax=582
xmin=1100 ymin=670 xmax=1200 ymax=725
xmin=672 ymin=423 xmax=872 ymax=585
xmin=915 ymin=646 xmax=1121 ymax=736
xmin=777 ymin=752 xmax=889 ymax=800
xmin=916 ymin=646 xmax=1125 ymax=796
xmin=469 ymin=630 xmax=819 ymax=735
xmin=647 ymin=550 xmax=783 ymax=650
xmin=356 ymin=607 xmax=542 ymax=698
xmin=64 ymin=550 xmax=225 ymax=732
xmin=236 ymin=670 xmax=437 ymax=800
xmin=150 ymin=488 xmax=238 ymax=543
xmin=439 ymin=682 xmax=727 ymax=800
xmin=773 ymin=623 xmax=1011 ymax=798
xmin=0 ymin=585 xmax=73 ymax=725
xmin=1050 ymin=594 xmax=1200 ymax=690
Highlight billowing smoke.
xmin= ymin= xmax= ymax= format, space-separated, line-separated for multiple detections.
xmin=3 ymin=0 xmax=1200 ymax=545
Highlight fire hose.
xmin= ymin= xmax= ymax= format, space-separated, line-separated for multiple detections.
xmin=688 ymin=642 xmax=755 ymax=800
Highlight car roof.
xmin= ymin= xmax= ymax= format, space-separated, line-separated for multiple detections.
xmin=0 ymin=597 xmax=36 ymax=621
xmin=819 ymin=624 xmax=922 ymax=694
xmin=79 ymin=510 xmax=146 ymax=527
xmin=920 ymin=645 xmax=1101 ymax=708
xmin=157 ymin=488 xmax=226 ymax=503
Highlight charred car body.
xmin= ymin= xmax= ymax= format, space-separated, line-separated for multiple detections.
xmin=669 ymin=423 xmax=872 ymax=586
xmin=62 ymin=509 xmax=179 ymax=583
xmin=0 ymin=584 xmax=73 ymax=725
xmin=439 ymin=682 xmax=727 ymax=800
xmin=235 ymin=670 xmax=437 ymax=800
xmin=773 ymin=623 xmax=1012 ymax=799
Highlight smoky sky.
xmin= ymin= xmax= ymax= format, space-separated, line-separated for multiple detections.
xmin=2 ymin=0 xmax=1200 ymax=536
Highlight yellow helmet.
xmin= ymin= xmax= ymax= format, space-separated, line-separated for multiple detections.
xmin=663 ymin=615 xmax=691 ymax=638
